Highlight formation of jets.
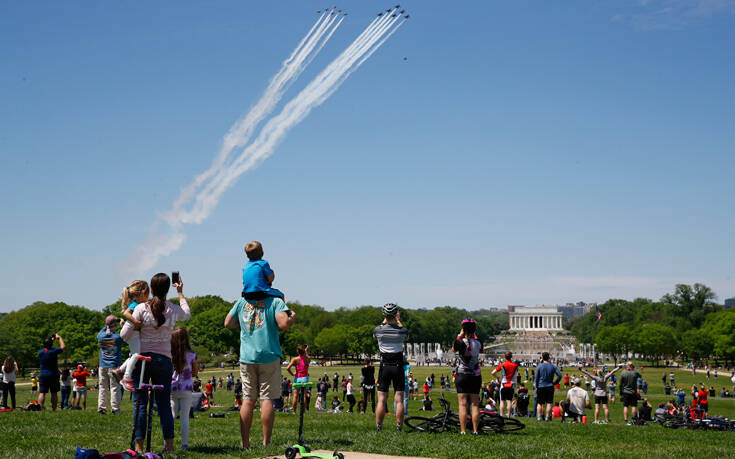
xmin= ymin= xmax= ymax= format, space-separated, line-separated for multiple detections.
xmin=318 ymin=5 xmax=409 ymax=19
xmin=377 ymin=5 xmax=410 ymax=18
xmin=316 ymin=6 xmax=347 ymax=16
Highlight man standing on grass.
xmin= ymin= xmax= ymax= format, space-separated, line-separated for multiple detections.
xmin=534 ymin=352 xmax=562 ymax=422
xmin=374 ymin=303 xmax=409 ymax=432
xmin=224 ymin=295 xmax=295 ymax=448
xmin=492 ymin=351 xmax=519 ymax=417
xmin=97 ymin=316 xmax=125 ymax=415
xmin=620 ymin=361 xmax=642 ymax=425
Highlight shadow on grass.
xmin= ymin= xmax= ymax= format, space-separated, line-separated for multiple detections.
xmin=301 ymin=438 xmax=354 ymax=447
xmin=189 ymin=445 xmax=247 ymax=454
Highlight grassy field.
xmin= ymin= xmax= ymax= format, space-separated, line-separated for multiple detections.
xmin=4 ymin=364 xmax=735 ymax=458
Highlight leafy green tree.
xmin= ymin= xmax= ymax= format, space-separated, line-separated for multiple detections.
xmin=661 ymin=283 xmax=719 ymax=328
xmin=680 ymin=329 xmax=714 ymax=363
xmin=702 ymin=309 xmax=735 ymax=362
xmin=596 ymin=325 xmax=632 ymax=363
xmin=633 ymin=324 xmax=677 ymax=365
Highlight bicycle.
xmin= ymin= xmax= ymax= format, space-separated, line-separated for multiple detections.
xmin=405 ymin=393 xmax=525 ymax=434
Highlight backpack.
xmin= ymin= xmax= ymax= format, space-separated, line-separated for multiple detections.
xmin=75 ymin=447 xmax=102 ymax=459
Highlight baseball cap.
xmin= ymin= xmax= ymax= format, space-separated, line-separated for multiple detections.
xmin=105 ymin=315 xmax=118 ymax=326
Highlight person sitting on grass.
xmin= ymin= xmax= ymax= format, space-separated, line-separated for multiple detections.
xmin=563 ymin=378 xmax=590 ymax=423
xmin=331 ymin=396 xmax=342 ymax=412
xmin=637 ymin=398 xmax=652 ymax=421
xmin=421 ymin=394 xmax=433 ymax=411
xmin=552 ymin=402 xmax=562 ymax=419
xmin=357 ymin=396 xmax=367 ymax=414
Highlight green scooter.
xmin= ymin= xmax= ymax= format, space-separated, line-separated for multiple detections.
xmin=284 ymin=382 xmax=343 ymax=459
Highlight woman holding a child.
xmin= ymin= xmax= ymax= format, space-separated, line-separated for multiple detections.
xmin=121 ymin=272 xmax=190 ymax=454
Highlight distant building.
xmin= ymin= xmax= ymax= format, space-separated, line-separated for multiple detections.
xmin=725 ymin=298 xmax=735 ymax=309
xmin=558 ymin=302 xmax=595 ymax=320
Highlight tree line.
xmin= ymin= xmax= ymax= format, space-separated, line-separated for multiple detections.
xmin=0 ymin=296 xmax=508 ymax=370
xmin=567 ymin=283 xmax=734 ymax=366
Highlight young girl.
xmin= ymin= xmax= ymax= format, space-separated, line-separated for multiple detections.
xmin=60 ymin=368 xmax=71 ymax=409
xmin=170 ymin=327 xmax=198 ymax=452
xmin=112 ymin=280 xmax=149 ymax=389
xmin=286 ymin=345 xmax=310 ymax=413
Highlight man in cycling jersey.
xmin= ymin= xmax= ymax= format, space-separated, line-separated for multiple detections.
xmin=492 ymin=351 xmax=519 ymax=417
xmin=373 ymin=303 xmax=408 ymax=432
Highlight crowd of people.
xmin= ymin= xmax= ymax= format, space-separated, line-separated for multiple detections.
xmin=4 ymin=240 xmax=735 ymax=453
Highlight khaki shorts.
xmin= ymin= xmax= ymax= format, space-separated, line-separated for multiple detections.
xmin=240 ymin=360 xmax=281 ymax=400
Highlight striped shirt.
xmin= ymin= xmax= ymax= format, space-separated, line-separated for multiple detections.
xmin=373 ymin=324 xmax=408 ymax=355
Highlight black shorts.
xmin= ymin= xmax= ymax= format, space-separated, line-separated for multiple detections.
xmin=536 ymin=386 xmax=555 ymax=405
xmin=377 ymin=364 xmax=405 ymax=392
xmin=500 ymin=387 xmax=515 ymax=401
xmin=595 ymin=395 xmax=608 ymax=405
xmin=39 ymin=375 xmax=60 ymax=394
xmin=700 ymin=403 xmax=709 ymax=412
xmin=455 ymin=374 xmax=481 ymax=394
xmin=622 ymin=393 xmax=637 ymax=407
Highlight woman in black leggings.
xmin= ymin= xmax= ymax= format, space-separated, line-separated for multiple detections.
xmin=361 ymin=358 xmax=376 ymax=413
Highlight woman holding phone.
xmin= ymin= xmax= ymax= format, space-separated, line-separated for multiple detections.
xmin=121 ymin=272 xmax=190 ymax=454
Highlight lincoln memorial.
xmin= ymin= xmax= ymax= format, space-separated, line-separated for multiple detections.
xmin=508 ymin=306 xmax=563 ymax=332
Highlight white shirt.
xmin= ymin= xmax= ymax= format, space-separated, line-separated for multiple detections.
xmin=2 ymin=365 xmax=16 ymax=383
xmin=346 ymin=382 xmax=353 ymax=396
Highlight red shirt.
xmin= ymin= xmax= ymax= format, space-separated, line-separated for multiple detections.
xmin=423 ymin=384 xmax=429 ymax=393
xmin=564 ymin=375 xmax=570 ymax=384
xmin=698 ymin=390 xmax=708 ymax=404
xmin=205 ymin=383 xmax=213 ymax=394
xmin=495 ymin=360 xmax=519 ymax=388
xmin=73 ymin=369 xmax=90 ymax=387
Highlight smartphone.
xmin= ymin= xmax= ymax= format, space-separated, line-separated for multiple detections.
xmin=172 ymin=271 xmax=180 ymax=284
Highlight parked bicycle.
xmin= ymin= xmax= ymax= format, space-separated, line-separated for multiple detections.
xmin=405 ymin=393 xmax=525 ymax=434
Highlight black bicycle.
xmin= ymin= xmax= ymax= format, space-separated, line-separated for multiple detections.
xmin=405 ymin=393 xmax=525 ymax=434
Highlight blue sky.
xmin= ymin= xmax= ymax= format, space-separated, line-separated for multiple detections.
xmin=1 ymin=0 xmax=733 ymax=313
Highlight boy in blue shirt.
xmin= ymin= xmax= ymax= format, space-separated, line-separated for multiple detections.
xmin=242 ymin=241 xmax=284 ymax=300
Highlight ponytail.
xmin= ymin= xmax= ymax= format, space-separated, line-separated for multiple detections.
xmin=149 ymin=273 xmax=170 ymax=328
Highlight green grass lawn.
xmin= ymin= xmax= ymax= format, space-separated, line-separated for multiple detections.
xmin=4 ymin=365 xmax=735 ymax=458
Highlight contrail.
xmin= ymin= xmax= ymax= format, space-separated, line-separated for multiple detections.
xmin=178 ymin=13 xmax=405 ymax=225
xmin=126 ymin=9 xmax=406 ymax=273
xmin=166 ymin=12 xmax=342 ymax=224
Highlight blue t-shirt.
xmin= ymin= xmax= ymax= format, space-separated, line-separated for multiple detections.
xmin=242 ymin=259 xmax=274 ymax=294
xmin=39 ymin=347 xmax=63 ymax=377
xmin=229 ymin=296 xmax=288 ymax=364
xmin=97 ymin=326 xmax=125 ymax=368
xmin=535 ymin=362 xmax=562 ymax=388
xmin=127 ymin=301 xmax=139 ymax=311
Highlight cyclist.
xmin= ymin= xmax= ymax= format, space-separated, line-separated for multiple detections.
xmin=452 ymin=318 xmax=483 ymax=435
xmin=492 ymin=351 xmax=519 ymax=417
xmin=373 ymin=303 xmax=408 ymax=432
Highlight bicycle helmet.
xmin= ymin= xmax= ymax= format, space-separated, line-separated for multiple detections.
xmin=382 ymin=303 xmax=398 ymax=317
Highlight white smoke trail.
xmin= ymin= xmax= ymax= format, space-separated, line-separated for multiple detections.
xmin=178 ymin=14 xmax=405 ymax=224
xmin=166 ymin=12 xmax=341 ymax=224
xmin=126 ymin=10 xmax=405 ymax=273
